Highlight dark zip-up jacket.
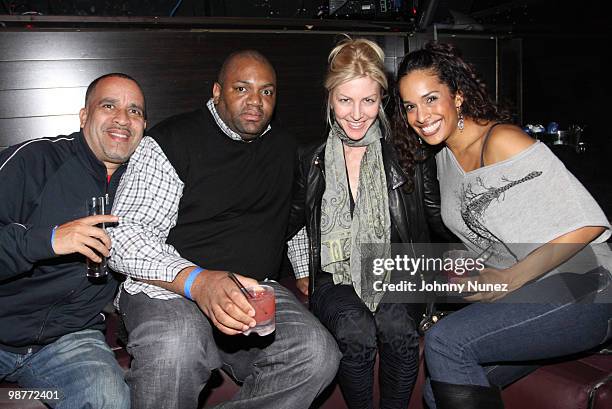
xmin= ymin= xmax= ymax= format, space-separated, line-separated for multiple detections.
xmin=0 ymin=132 xmax=125 ymax=353
xmin=288 ymin=138 xmax=452 ymax=297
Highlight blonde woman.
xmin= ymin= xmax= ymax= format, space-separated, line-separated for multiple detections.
xmin=288 ymin=37 xmax=447 ymax=409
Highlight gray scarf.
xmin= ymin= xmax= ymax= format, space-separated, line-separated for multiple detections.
xmin=320 ymin=120 xmax=391 ymax=311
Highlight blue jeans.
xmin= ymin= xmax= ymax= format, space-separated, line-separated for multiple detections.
xmin=119 ymin=281 xmax=341 ymax=409
xmin=0 ymin=329 xmax=130 ymax=409
xmin=422 ymin=271 xmax=612 ymax=408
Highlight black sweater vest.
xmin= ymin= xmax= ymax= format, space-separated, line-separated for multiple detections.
xmin=150 ymin=109 xmax=296 ymax=281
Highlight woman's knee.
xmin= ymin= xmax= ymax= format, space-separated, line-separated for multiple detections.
xmin=423 ymin=318 xmax=477 ymax=379
xmin=423 ymin=320 xmax=462 ymax=363
xmin=334 ymin=307 xmax=376 ymax=342
xmin=376 ymin=305 xmax=419 ymax=349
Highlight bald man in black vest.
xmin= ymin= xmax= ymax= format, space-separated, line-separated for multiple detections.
xmin=109 ymin=50 xmax=340 ymax=409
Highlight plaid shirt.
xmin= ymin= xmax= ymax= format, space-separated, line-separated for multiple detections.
xmin=109 ymin=100 xmax=307 ymax=301
xmin=108 ymin=136 xmax=189 ymax=300
xmin=287 ymin=225 xmax=309 ymax=279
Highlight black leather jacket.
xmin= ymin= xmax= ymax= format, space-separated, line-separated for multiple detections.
xmin=288 ymin=138 xmax=451 ymax=296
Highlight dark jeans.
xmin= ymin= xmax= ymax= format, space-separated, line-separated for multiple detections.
xmin=423 ymin=270 xmax=612 ymax=409
xmin=119 ymin=281 xmax=340 ymax=409
xmin=311 ymin=277 xmax=421 ymax=409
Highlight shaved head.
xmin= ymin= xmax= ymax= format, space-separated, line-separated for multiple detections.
xmin=212 ymin=50 xmax=277 ymax=140
xmin=217 ymin=50 xmax=276 ymax=85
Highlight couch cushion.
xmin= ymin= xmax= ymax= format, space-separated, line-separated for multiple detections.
xmin=503 ymin=353 xmax=612 ymax=409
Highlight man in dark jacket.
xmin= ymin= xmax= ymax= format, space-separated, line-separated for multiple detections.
xmin=0 ymin=73 xmax=146 ymax=409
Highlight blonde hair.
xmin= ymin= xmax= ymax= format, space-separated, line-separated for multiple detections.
xmin=325 ymin=36 xmax=390 ymax=135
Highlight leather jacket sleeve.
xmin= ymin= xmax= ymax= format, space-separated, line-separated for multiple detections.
xmin=286 ymin=145 xmax=308 ymax=240
xmin=421 ymin=154 xmax=458 ymax=242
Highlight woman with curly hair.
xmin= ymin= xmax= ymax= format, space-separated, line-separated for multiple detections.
xmin=393 ymin=42 xmax=612 ymax=409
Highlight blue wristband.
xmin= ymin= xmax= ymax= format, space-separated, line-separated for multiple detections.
xmin=184 ymin=267 xmax=204 ymax=300
xmin=50 ymin=225 xmax=59 ymax=251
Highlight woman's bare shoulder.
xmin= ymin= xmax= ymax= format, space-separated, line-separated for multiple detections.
xmin=483 ymin=123 xmax=536 ymax=165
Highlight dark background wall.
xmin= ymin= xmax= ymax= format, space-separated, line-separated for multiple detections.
xmin=520 ymin=33 xmax=610 ymax=222
xmin=0 ymin=0 xmax=610 ymax=220
xmin=0 ymin=30 xmax=405 ymax=149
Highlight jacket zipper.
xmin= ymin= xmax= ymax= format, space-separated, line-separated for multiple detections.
xmin=35 ymin=289 xmax=76 ymax=344
xmin=309 ymin=155 xmax=325 ymax=299
xmin=313 ymin=154 xmax=325 ymax=178
xmin=35 ymin=168 xmax=109 ymax=344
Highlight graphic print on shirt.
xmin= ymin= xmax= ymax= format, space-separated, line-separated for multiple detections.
xmin=460 ymin=171 xmax=543 ymax=262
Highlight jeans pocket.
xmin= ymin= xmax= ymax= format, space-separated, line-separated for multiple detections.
xmin=222 ymin=362 xmax=244 ymax=384
xmin=222 ymin=361 xmax=257 ymax=385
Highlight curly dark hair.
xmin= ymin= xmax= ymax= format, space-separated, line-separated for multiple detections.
xmin=391 ymin=42 xmax=512 ymax=177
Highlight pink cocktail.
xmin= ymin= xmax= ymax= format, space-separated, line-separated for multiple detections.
xmin=243 ymin=285 xmax=275 ymax=336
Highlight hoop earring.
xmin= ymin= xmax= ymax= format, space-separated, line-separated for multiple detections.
xmin=457 ymin=107 xmax=465 ymax=132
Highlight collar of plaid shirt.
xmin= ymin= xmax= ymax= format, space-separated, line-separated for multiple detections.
xmin=206 ymin=98 xmax=271 ymax=143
